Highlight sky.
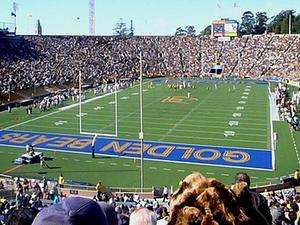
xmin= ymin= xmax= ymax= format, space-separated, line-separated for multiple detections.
xmin=0 ymin=0 xmax=298 ymax=36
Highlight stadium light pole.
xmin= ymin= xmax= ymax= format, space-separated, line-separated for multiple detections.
xmin=139 ymin=51 xmax=144 ymax=192
xmin=288 ymin=12 xmax=292 ymax=35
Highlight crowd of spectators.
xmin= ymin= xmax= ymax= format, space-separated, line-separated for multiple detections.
xmin=276 ymin=83 xmax=299 ymax=130
xmin=1 ymin=171 xmax=300 ymax=225
xmin=0 ymin=34 xmax=300 ymax=96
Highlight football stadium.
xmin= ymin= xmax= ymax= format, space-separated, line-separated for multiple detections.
xmin=0 ymin=1 xmax=300 ymax=224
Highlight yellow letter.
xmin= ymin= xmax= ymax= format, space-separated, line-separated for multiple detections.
xmin=0 ymin=133 xmax=21 ymax=142
xmin=47 ymin=137 xmax=77 ymax=147
xmin=100 ymin=141 xmax=131 ymax=153
xmin=223 ymin=151 xmax=250 ymax=163
xmin=32 ymin=136 xmax=58 ymax=145
xmin=10 ymin=134 xmax=39 ymax=144
xmin=147 ymin=145 xmax=175 ymax=157
xmin=194 ymin=149 xmax=221 ymax=161
xmin=68 ymin=139 xmax=92 ymax=149
xmin=175 ymin=146 xmax=194 ymax=159
xmin=124 ymin=143 xmax=151 ymax=155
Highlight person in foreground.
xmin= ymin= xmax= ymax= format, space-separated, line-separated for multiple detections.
xmin=32 ymin=196 xmax=117 ymax=225
xmin=168 ymin=172 xmax=271 ymax=225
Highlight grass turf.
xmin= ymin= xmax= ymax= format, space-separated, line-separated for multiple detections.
xmin=0 ymin=79 xmax=298 ymax=189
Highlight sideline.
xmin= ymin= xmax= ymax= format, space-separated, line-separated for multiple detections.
xmin=1 ymin=82 xmax=146 ymax=131
xmin=2 ymin=164 xmax=25 ymax=175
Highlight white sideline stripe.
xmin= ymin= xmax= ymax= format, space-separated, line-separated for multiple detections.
xmin=177 ymin=169 xmax=185 ymax=172
xmin=163 ymin=168 xmax=171 ymax=171
xmin=266 ymin=177 xmax=279 ymax=180
xmin=149 ymin=167 xmax=157 ymax=170
xmin=1 ymin=93 xmax=115 ymax=131
xmin=206 ymin=172 xmax=215 ymax=175
xmin=59 ymin=91 xmax=120 ymax=111
xmin=2 ymin=110 xmax=62 ymax=131
xmin=62 ymin=158 xmax=69 ymax=160
xmin=123 ymin=164 xmax=130 ymax=167
xmin=290 ymin=129 xmax=300 ymax=166
xmin=98 ymin=161 xmax=105 ymax=164
xmin=85 ymin=160 xmax=92 ymax=163
xmin=110 ymin=163 xmax=117 ymax=166
xmin=250 ymin=176 xmax=259 ymax=179
xmin=2 ymin=82 xmax=146 ymax=131
xmin=0 ymin=143 xmax=273 ymax=171
xmin=74 ymin=159 xmax=80 ymax=162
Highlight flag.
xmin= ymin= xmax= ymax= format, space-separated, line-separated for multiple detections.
xmin=216 ymin=3 xmax=221 ymax=8
xmin=11 ymin=12 xmax=16 ymax=17
xmin=76 ymin=17 xmax=80 ymax=20
xmin=234 ymin=2 xmax=238 ymax=7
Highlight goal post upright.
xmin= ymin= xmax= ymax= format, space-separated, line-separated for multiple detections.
xmin=79 ymin=70 xmax=82 ymax=133
xmin=114 ymin=77 xmax=118 ymax=136
xmin=78 ymin=70 xmax=118 ymax=137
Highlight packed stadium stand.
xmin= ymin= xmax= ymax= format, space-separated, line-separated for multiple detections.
xmin=1 ymin=34 xmax=300 ymax=224
xmin=0 ymin=172 xmax=299 ymax=225
xmin=1 ymin=34 xmax=300 ymax=100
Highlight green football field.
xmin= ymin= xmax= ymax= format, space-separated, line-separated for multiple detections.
xmin=0 ymin=78 xmax=299 ymax=190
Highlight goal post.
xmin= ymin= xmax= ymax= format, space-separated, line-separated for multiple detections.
xmin=78 ymin=71 xmax=118 ymax=137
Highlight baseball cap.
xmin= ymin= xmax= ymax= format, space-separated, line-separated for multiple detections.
xmin=32 ymin=196 xmax=108 ymax=225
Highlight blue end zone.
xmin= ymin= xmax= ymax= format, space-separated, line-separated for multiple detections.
xmin=0 ymin=130 xmax=273 ymax=171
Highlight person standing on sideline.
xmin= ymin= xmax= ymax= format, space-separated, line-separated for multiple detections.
xmin=96 ymin=181 xmax=103 ymax=200
xmin=294 ymin=169 xmax=300 ymax=186
xmin=162 ymin=186 xmax=168 ymax=202
xmin=58 ymin=174 xmax=65 ymax=188
xmin=91 ymin=135 xmax=97 ymax=158
xmin=39 ymin=153 xmax=49 ymax=168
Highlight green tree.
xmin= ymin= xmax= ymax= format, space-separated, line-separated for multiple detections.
xmin=185 ymin=25 xmax=196 ymax=36
xmin=36 ymin=19 xmax=42 ymax=35
xmin=113 ymin=18 xmax=128 ymax=36
xmin=201 ymin=25 xmax=211 ymax=36
xmin=268 ymin=10 xmax=296 ymax=34
xmin=254 ymin=12 xmax=268 ymax=34
xmin=129 ymin=19 xmax=134 ymax=36
xmin=293 ymin=14 xmax=300 ymax=33
xmin=175 ymin=27 xmax=187 ymax=36
xmin=240 ymin=11 xmax=255 ymax=35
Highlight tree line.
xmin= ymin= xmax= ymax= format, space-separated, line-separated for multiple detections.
xmin=201 ymin=10 xmax=300 ymax=36
xmin=112 ymin=10 xmax=300 ymax=37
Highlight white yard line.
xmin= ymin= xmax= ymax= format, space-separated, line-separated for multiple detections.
xmin=159 ymin=88 xmax=218 ymax=141
xmin=118 ymin=130 xmax=268 ymax=144
xmin=221 ymin=173 xmax=229 ymax=176
xmin=123 ymin=164 xmax=130 ymax=167
xmin=206 ymin=172 xmax=215 ymax=175
xmin=2 ymin=82 xmax=147 ymax=131
xmin=149 ymin=167 xmax=157 ymax=170
xmin=21 ymin=123 xmax=268 ymax=138
xmin=2 ymin=110 xmax=62 ymax=131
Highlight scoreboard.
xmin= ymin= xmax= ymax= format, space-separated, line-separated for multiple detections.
xmin=212 ymin=18 xmax=238 ymax=38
